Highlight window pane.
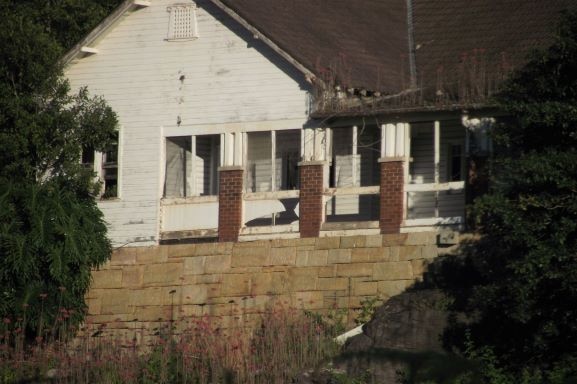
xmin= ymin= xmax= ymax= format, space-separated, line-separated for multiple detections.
xmin=331 ymin=128 xmax=354 ymax=187
xmin=165 ymin=136 xmax=192 ymax=198
xmin=275 ymin=130 xmax=300 ymax=190
xmin=358 ymin=126 xmax=380 ymax=186
xmin=195 ymin=135 xmax=220 ymax=196
xmin=246 ymin=132 xmax=272 ymax=192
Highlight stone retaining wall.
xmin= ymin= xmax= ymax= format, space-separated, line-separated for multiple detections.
xmin=86 ymin=233 xmax=440 ymax=336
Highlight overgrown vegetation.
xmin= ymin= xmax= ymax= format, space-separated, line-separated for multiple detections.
xmin=432 ymin=10 xmax=577 ymax=383
xmin=0 ymin=0 xmax=121 ymax=338
xmin=0 ymin=306 xmax=340 ymax=383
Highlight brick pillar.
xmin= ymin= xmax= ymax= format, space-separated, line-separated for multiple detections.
xmin=379 ymin=160 xmax=404 ymax=234
xmin=299 ymin=162 xmax=324 ymax=238
xmin=218 ymin=167 xmax=243 ymax=242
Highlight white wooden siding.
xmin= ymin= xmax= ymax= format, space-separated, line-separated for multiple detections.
xmin=65 ymin=0 xmax=311 ymax=246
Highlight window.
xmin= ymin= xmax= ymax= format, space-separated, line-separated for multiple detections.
xmin=245 ymin=130 xmax=300 ymax=193
xmin=448 ymin=144 xmax=464 ymax=181
xmin=81 ymin=131 xmax=119 ymax=199
xmin=329 ymin=126 xmax=380 ymax=188
xmin=167 ymin=3 xmax=198 ymax=41
xmin=164 ymin=135 xmax=220 ymax=198
xmin=102 ymin=134 xmax=119 ymax=198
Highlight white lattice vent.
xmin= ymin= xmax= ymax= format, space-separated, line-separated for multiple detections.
xmin=167 ymin=3 xmax=198 ymax=41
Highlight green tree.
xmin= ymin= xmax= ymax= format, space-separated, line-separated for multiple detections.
xmin=437 ymin=11 xmax=577 ymax=380
xmin=0 ymin=0 xmax=121 ymax=338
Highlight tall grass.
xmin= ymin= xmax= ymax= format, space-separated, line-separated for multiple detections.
xmin=0 ymin=303 xmax=341 ymax=383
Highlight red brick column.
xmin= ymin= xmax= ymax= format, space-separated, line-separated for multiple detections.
xmin=299 ymin=162 xmax=324 ymax=238
xmin=379 ymin=160 xmax=404 ymax=234
xmin=218 ymin=167 xmax=243 ymax=242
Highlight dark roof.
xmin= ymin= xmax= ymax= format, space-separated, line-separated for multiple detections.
xmin=413 ymin=0 xmax=577 ymax=103
xmin=216 ymin=0 xmax=577 ymax=111
xmin=218 ymin=0 xmax=410 ymax=94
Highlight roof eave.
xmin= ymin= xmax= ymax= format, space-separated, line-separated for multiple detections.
xmin=61 ymin=0 xmax=148 ymax=66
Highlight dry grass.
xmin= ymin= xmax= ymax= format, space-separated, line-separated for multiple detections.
xmin=0 ymin=303 xmax=341 ymax=383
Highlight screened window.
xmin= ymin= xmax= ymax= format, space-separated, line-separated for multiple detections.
xmin=164 ymin=135 xmax=220 ymax=198
xmin=246 ymin=130 xmax=300 ymax=193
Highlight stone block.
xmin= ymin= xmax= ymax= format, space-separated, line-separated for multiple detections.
xmin=86 ymin=297 xmax=102 ymax=315
xmin=234 ymin=240 xmax=271 ymax=249
xmin=382 ymin=233 xmax=408 ymax=246
xmin=101 ymin=289 xmax=133 ymax=315
xmin=317 ymin=277 xmax=348 ymax=291
xmin=220 ymin=274 xmax=251 ymax=296
xmin=315 ymin=237 xmax=341 ymax=250
xmin=231 ymin=247 xmax=270 ymax=267
xmin=249 ymin=273 xmax=272 ymax=295
xmin=91 ymin=269 xmax=122 ymax=289
xmin=205 ymin=255 xmax=231 ymax=273
xmin=122 ymin=266 xmax=143 ymax=288
xmin=306 ymin=250 xmax=328 ymax=266
xmin=271 ymin=238 xmax=299 ymax=248
xmin=296 ymin=251 xmax=308 ymax=266
xmin=143 ymin=263 xmax=183 ymax=285
xmin=270 ymin=247 xmax=296 ymax=266
xmin=133 ymin=305 xmax=172 ymax=322
xmin=351 ymin=247 xmax=389 ymax=263
xmin=318 ymin=265 xmax=336 ymax=278
xmin=184 ymin=256 xmax=206 ymax=275
xmin=354 ymin=281 xmax=378 ymax=296
xmin=406 ymin=232 xmax=435 ymax=246
xmin=377 ymin=280 xmax=413 ymax=298
xmin=288 ymin=268 xmax=318 ymax=291
xmin=165 ymin=244 xmax=195 ymax=258
xmin=421 ymin=245 xmax=439 ymax=259
xmin=340 ymin=235 xmax=366 ymax=249
xmin=328 ymin=249 xmax=351 ymax=264
xmin=389 ymin=246 xmax=401 ymax=261
xmin=399 ymin=246 xmax=421 ymax=261
xmin=365 ymin=235 xmax=383 ymax=248
xmin=136 ymin=246 xmax=167 ymax=264
xmin=373 ymin=261 xmax=413 ymax=281
xmin=411 ymin=259 xmax=430 ymax=278
xmin=181 ymin=285 xmax=208 ymax=305
xmin=336 ymin=263 xmax=373 ymax=277
xmin=292 ymin=291 xmax=324 ymax=309
xmin=110 ymin=248 xmax=136 ymax=266
xmin=131 ymin=287 xmax=163 ymax=306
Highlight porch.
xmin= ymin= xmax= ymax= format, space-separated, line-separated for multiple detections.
xmin=159 ymin=117 xmax=490 ymax=242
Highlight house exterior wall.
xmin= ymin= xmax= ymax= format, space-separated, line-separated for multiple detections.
xmin=65 ymin=0 xmax=311 ymax=246
xmin=86 ymin=232 xmax=442 ymax=337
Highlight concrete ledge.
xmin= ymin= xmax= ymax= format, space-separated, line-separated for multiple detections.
xmin=378 ymin=157 xmax=405 ymax=163
xmin=218 ymin=166 xmax=244 ymax=171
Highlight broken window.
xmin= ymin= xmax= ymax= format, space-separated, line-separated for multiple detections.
xmin=81 ymin=131 xmax=119 ymax=199
xmin=164 ymin=134 xmax=220 ymax=198
xmin=167 ymin=3 xmax=198 ymax=41
xmin=329 ymin=126 xmax=379 ymax=188
xmin=246 ymin=130 xmax=300 ymax=193
xmin=101 ymin=133 xmax=119 ymax=199
xmin=275 ymin=130 xmax=300 ymax=190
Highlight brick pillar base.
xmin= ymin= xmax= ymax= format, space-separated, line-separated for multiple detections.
xmin=379 ymin=160 xmax=404 ymax=234
xmin=299 ymin=162 xmax=324 ymax=238
xmin=218 ymin=167 xmax=243 ymax=242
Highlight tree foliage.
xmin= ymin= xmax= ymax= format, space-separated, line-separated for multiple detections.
xmin=437 ymin=11 xmax=577 ymax=380
xmin=0 ymin=0 xmax=121 ymax=338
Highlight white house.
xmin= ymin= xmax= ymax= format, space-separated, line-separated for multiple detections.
xmin=64 ymin=0 xmax=575 ymax=247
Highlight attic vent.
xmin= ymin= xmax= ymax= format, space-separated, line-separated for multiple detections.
xmin=167 ymin=3 xmax=198 ymax=41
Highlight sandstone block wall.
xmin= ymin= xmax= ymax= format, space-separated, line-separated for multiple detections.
xmin=86 ymin=232 xmax=440 ymax=336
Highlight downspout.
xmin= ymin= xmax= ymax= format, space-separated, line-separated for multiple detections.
xmin=406 ymin=0 xmax=417 ymax=89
